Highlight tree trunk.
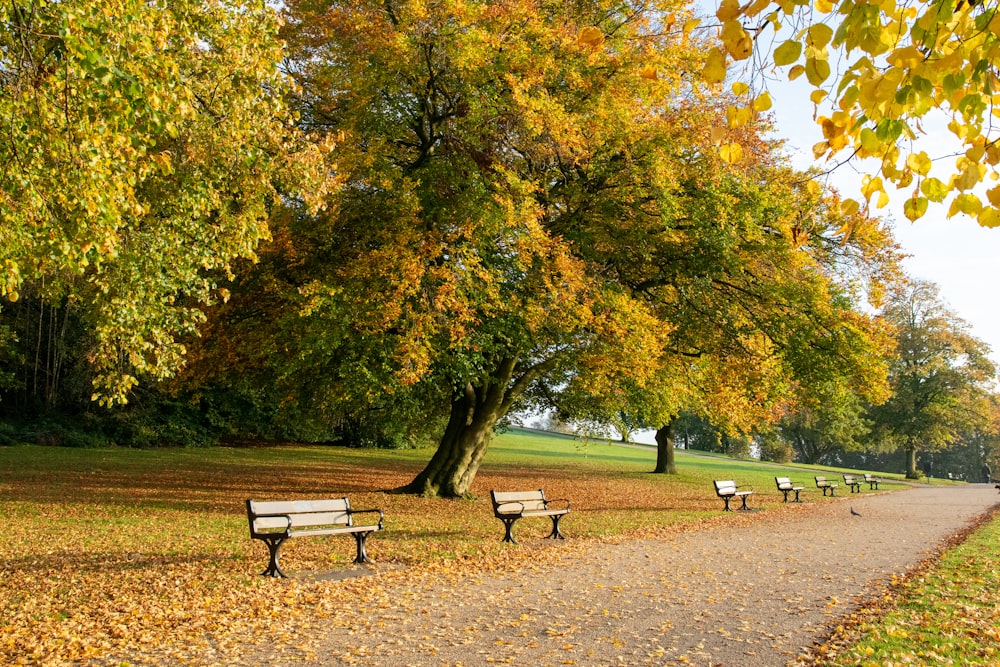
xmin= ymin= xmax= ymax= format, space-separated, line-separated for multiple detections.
xmin=653 ymin=417 xmax=677 ymax=474
xmin=905 ymin=445 xmax=919 ymax=479
xmin=399 ymin=356 xmax=521 ymax=498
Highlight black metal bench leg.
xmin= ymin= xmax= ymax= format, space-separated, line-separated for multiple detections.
xmin=739 ymin=494 xmax=750 ymax=510
xmin=261 ymin=536 xmax=288 ymax=578
xmin=500 ymin=517 xmax=519 ymax=543
xmin=793 ymin=490 xmax=802 ymax=502
xmin=545 ymin=514 xmax=565 ymax=540
xmin=353 ymin=531 xmax=373 ymax=564
xmin=781 ymin=490 xmax=790 ymax=503
xmin=721 ymin=496 xmax=733 ymax=511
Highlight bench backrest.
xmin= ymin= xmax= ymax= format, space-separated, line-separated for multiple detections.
xmin=815 ymin=475 xmax=828 ymax=484
xmin=863 ymin=474 xmax=877 ymax=481
xmin=491 ymin=489 xmax=547 ymax=511
xmin=247 ymin=498 xmax=352 ymax=533
xmin=844 ymin=474 xmax=857 ymax=482
xmin=714 ymin=480 xmax=737 ymax=496
xmin=775 ymin=476 xmax=792 ymax=489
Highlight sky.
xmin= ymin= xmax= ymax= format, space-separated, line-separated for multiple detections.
xmin=768 ymin=80 xmax=1000 ymax=364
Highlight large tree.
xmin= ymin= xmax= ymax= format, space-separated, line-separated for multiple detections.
xmin=868 ymin=280 xmax=996 ymax=478
xmin=0 ymin=0 xmax=330 ymax=405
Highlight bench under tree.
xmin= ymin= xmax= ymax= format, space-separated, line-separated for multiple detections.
xmin=713 ymin=480 xmax=753 ymax=511
xmin=246 ymin=497 xmax=384 ymax=577
xmin=814 ymin=476 xmax=839 ymax=496
xmin=490 ymin=489 xmax=570 ymax=544
xmin=774 ymin=476 xmax=804 ymax=503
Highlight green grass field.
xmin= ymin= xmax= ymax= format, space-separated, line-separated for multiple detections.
xmin=0 ymin=430 xmax=981 ymax=666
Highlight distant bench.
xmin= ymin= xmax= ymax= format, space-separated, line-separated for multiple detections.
xmin=775 ymin=476 xmax=804 ymax=503
xmin=843 ymin=474 xmax=863 ymax=493
xmin=713 ymin=479 xmax=753 ymax=511
xmin=246 ymin=497 xmax=384 ymax=577
xmin=814 ymin=476 xmax=838 ymax=496
xmin=490 ymin=489 xmax=570 ymax=543
xmin=863 ymin=473 xmax=881 ymax=490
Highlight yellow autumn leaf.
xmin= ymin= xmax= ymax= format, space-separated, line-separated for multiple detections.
xmin=773 ymin=39 xmax=802 ymax=66
xmin=921 ymin=177 xmax=948 ymax=202
xmin=639 ymin=65 xmax=658 ymax=80
xmin=840 ymin=198 xmax=860 ymax=215
xmin=906 ymin=151 xmax=932 ymax=176
xmin=578 ymin=26 xmax=604 ymax=49
xmin=807 ymin=24 xmax=833 ymax=49
xmin=683 ymin=18 xmax=701 ymax=37
xmin=726 ymin=104 xmax=753 ymax=127
xmin=954 ymin=160 xmax=985 ymax=191
xmin=876 ymin=190 xmax=890 ymax=208
xmin=812 ymin=140 xmax=830 ymax=159
xmin=721 ymin=20 xmax=753 ymax=60
xmin=788 ymin=64 xmax=805 ymax=80
xmin=810 ymin=89 xmax=828 ymax=104
xmin=703 ymin=47 xmax=728 ymax=83
xmin=861 ymin=174 xmax=884 ymax=202
xmin=710 ymin=126 xmax=728 ymax=144
xmin=948 ymin=193 xmax=982 ymax=217
xmin=753 ymin=91 xmax=773 ymax=112
xmin=887 ymin=45 xmax=924 ymax=69
xmin=903 ymin=196 xmax=928 ymax=221
xmin=742 ymin=0 xmax=771 ymax=18
xmin=815 ymin=0 xmax=835 ymax=12
xmin=717 ymin=0 xmax=741 ymax=22
xmin=805 ymin=56 xmax=831 ymax=85
xmin=719 ymin=142 xmax=744 ymax=163
xmin=978 ymin=207 xmax=1000 ymax=227
xmin=987 ymin=185 xmax=1000 ymax=208
xmin=732 ymin=81 xmax=750 ymax=96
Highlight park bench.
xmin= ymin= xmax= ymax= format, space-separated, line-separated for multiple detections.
xmin=490 ymin=489 xmax=570 ymax=544
xmin=863 ymin=473 xmax=881 ymax=490
xmin=775 ymin=476 xmax=804 ymax=503
xmin=713 ymin=479 xmax=753 ymax=511
xmin=842 ymin=474 xmax=863 ymax=493
xmin=245 ymin=497 xmax=384 ymax=577
xmin=814 ymin=475 xmax=838 ymax=496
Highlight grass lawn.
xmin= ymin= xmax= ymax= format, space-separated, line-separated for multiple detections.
xmin=0 ymin=430 xmax=916 ymax=665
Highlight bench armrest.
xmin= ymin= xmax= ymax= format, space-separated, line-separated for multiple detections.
xmin=544 ymin=498 xmax=571 ymax=511
xmin=351 ymin=508 xmax=385 ymax=529
xmin=736 ymin=485 xmax=753 ymax=492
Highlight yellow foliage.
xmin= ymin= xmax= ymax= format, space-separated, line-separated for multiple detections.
xmin=716 ymin=0 xmax=741 ymax=22
xmin=703 ymin=47 xmax=728 ymax=84
xmin=721 ymin=20 xmax=753 ymax=60
xmin=578 ymin=26 xmax=604 ymax=50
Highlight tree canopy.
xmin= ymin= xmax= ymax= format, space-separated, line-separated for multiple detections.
xmin=707 ymin=0 xmax=1000 ymax=225
xmin=1 ymin=0 xmax=330 ymax=404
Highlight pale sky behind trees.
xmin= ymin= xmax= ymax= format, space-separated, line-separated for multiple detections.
xmin=769 ymin=78 xmax=1000 ymax=365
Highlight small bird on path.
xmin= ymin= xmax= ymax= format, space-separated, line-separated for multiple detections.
xmin=850 ymin=507 xmax=862 ymax=517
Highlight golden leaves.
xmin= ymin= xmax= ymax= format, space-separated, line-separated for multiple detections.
xmin=577 ymin=26 xmax=604 ymax=50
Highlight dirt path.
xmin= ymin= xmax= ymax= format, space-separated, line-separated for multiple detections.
xmin=257 ymin=484 xmax=1000 ymax=667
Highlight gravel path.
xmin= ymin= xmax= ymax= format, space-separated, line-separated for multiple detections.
xmin=261 ymin=484 xmax=1000 ymax=667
